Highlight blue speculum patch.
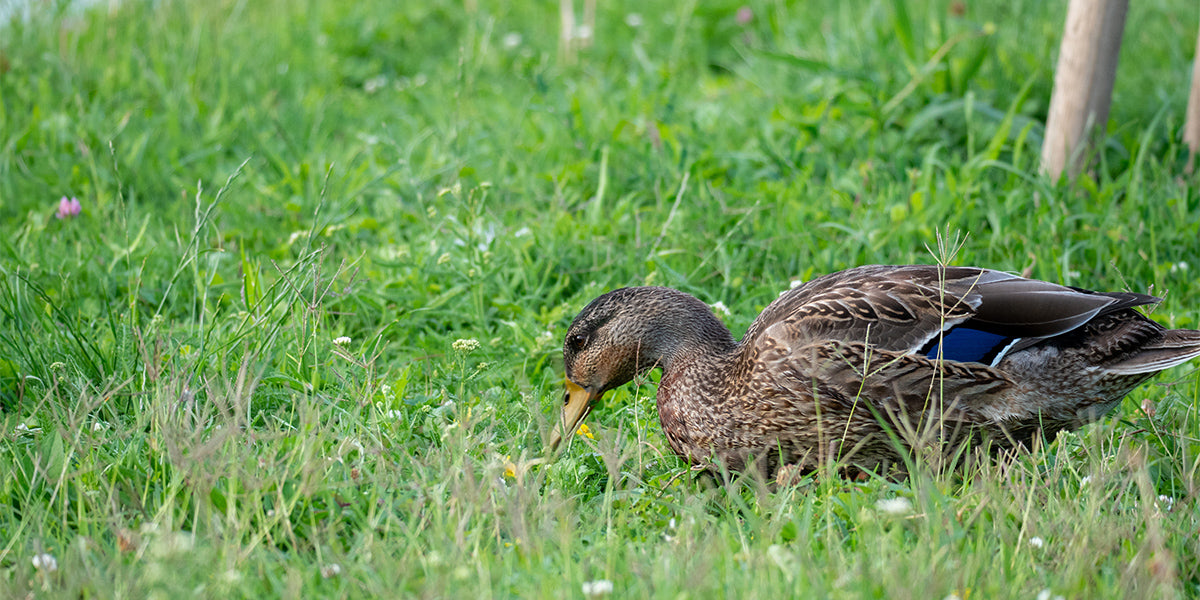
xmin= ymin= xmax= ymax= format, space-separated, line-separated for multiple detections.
xmin=923 ymin=327 xmax=1015 ymax=365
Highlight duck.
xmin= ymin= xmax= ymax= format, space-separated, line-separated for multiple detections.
xmin=549 ymin=265 xmax=1200 ymax=476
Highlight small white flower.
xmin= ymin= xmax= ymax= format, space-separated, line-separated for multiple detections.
xmin=385 ymin=409 xmax=404 ymax=420
xmin=1080 ymin=475 xmax=1092 ymax=486
xmin=625 ymin=13 xmax=643 ymax=27
xmin=363 ymin=75 xmax=388 ymax=93
xmin=32 ymin=553 xmax=57 ymax=572
xmin=333 ymin=336 xmax=351 ymax=346
xmin=502 ymin=32 xmax=523 ymax=49
xmin=875 ymin=497 xmax=913 ymax=516
xmin=1029 ymin=536 xmax=1044 ymax=548
xmin=1156 ymin=495 xmax=1175 ymax=511
xmin=1170 ymin=261 xmax=1189 ymax=273
xmin=581 ymin=579 xmax=613 ymax=597
xmin=320 ymin=563 xmax=342 ymax=578
xmin=92 ymin=421 xmax=109 ymax=432
xmin=1035 ymin=589 xmax=1063 ymax=600
xmin=453 ymin=338 xmax=480 ymax=353
xmin=710 ymin=301 xmax=731 ymax=317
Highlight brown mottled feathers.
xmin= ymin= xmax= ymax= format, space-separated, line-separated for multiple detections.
xmin=560 ymin=265 xmax=1200 ymax=476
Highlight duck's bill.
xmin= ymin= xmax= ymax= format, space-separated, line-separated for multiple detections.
xmin=549 ymin=379 xmax=600 ymax=452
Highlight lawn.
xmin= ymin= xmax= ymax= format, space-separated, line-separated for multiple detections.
xmin=2 ymin=0 xmax=1199 ymax=597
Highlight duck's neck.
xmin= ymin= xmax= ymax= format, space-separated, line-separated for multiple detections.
xmin=636 ymin=292 xmax=738 ymax=375
xmin=653 ymin=336 xmax=740 ymax=463
xmin=631 ymin=295 xmax=739 ymax=458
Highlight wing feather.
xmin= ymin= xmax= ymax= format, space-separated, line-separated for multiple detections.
xmin=742 ymin=265 xmax=1162 ymax=364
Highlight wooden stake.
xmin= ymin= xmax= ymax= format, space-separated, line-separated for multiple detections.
xmin=1041 ymin=0 xmax=1129 ymax=182
xmin=1185 ymin=23 xmax=1200 ymax=174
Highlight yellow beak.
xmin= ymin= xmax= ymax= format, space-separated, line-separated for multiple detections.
xmin=549 ymin=379 xmax=601 ymax=451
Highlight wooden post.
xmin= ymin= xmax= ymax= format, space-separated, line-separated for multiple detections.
xmin=1185 ymin=23 xmax=1200 ymax=173
xmin=1041 ymin=0 xmax=1129 ymax=182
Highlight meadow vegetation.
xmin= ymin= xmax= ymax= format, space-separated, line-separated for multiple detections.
xmin=1 ymin=0 xmax=1199 ymax=597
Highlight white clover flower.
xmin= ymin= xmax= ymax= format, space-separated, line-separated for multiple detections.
xmin=582 ymin=579 xmax=613 ymax=597
xmin=875 ymin=497 xmax=913 ymax=516
xmin=363 ymin=75 xmax=388 ymax=93
xmin=31 ymin=553 xmax=57 ymax=572
xmin=1156 ymin=495 xmax=1175 ymax=511
xmin=320 ymin=563 xmax=342 ymax=578
xmin=710 ymin=301 xmax=731 ymax=317
xmin=1029 ymin=536 xmax=1044 ymax=548
xmin=453 ymin=338 xmax=480 ymax=353
xmin=333 ymin=336 xmax=351 ymax=346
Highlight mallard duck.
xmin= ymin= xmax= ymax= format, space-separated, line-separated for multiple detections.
xmin=550 ymin=265 xmax=1200 ymax=475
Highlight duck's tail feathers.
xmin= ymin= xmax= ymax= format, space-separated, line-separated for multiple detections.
xmin=1105 ymin=329 xmax=1200 ymax=375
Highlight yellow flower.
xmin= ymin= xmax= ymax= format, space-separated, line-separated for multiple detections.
xmin=576 ymin=423 xmax=594 ymax=439
xmin=503 ymin=455 xmax=517 ymax=478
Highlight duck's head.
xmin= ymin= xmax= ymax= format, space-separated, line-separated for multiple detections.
xmin=549 ymin=286 xmax=734 ymax=451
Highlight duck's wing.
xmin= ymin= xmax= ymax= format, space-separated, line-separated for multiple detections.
xmin=735 ymin=266 xmax=1161 ymax=456
xmin=743 ymin=265 xmax=1159 ymax=366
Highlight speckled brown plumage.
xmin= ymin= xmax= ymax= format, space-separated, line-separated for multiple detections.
xmin=554 ymin=265 xmax=1200 ymax=476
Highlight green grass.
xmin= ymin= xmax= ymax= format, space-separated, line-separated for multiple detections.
xmin=1 ymin=0 xmax=1199 ymax=596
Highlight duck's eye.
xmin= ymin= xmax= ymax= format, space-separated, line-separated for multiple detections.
xmin=568 ymin=333 xmax=588 ymax=352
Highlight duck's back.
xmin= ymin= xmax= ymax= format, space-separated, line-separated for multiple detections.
xmin=723 ymin=265 xmax=1200 ymax=469
xmin=743 ymin=265 xmax=1160 ymax=360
